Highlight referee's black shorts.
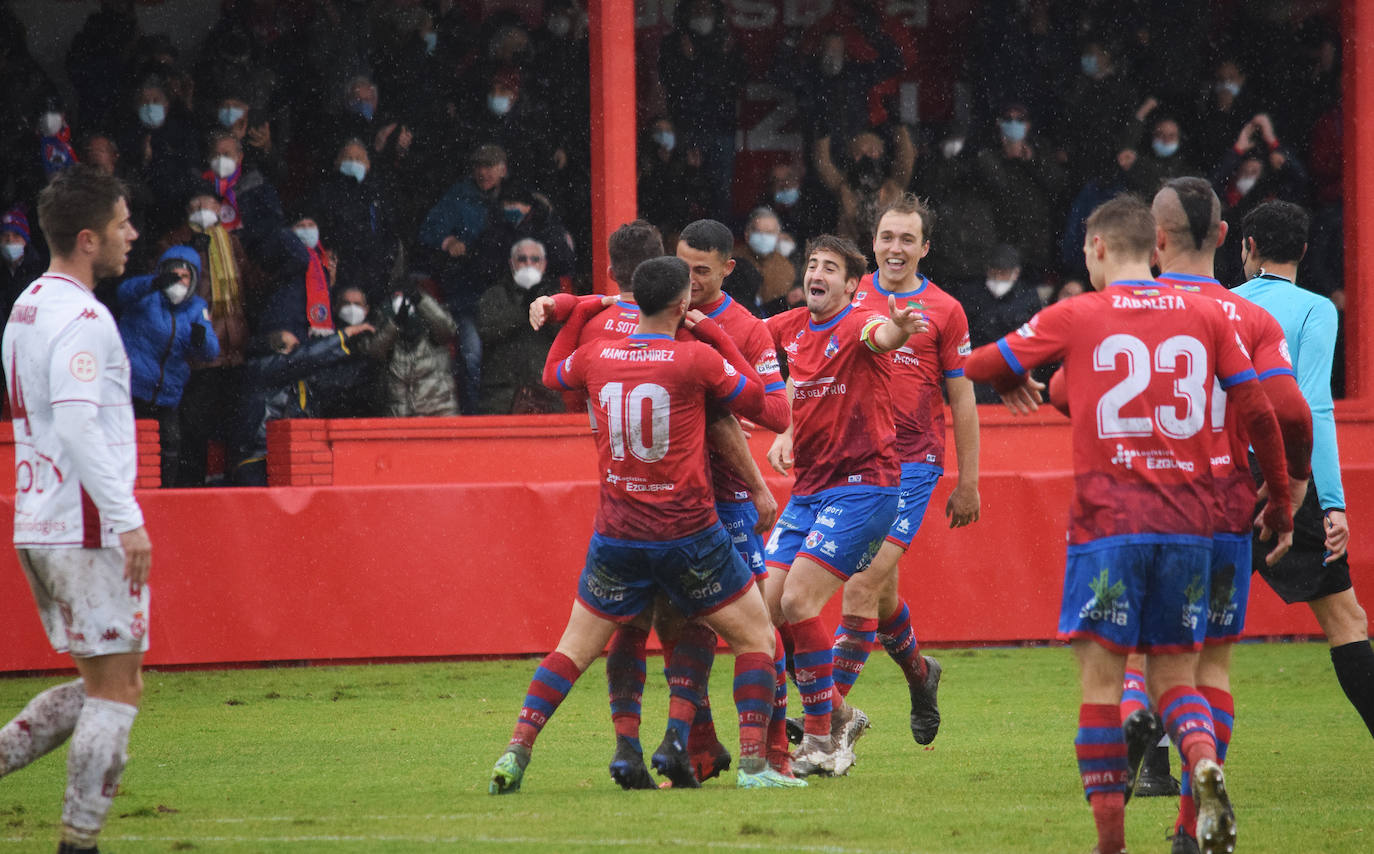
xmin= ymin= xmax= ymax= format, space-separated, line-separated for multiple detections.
xmin=1249 ymin=455 xmax=1352 ymax=604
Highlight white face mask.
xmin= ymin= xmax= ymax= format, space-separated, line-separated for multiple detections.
xmin=1 ymin=243 xmax=24 ymax=263
xmin=339 ymin=159 xmax=367 ymax=183
xmin=777 ymin=237 xmax=796 ymax=259
xmin=218 ymin=106 xmax=246 ymax=128
xmin=513 ymin=266 xmax=543 ymax=289
xmin=164 ymin=282 xmax=190 ymax=305
xmin=337 ymin=303 xmax=368 ymax=325
xmin=1235 ymin=175 xmax=1258 ymax=195
xmin=210 ymin=155 xmax=238 ymax=178
xmin=188 ymin=209 xmax=219 ymax=230
xmin=40 ymin=112 xmax=64 ymax=137
xmin=941 ymin=138 xmax=965 ymax=159
xmin=293 ymin=226 xmax=320 ymax=249
xmin=985 ymin=277 xmax=1015 ymax=299
xmin=488 ymin=94 xmax=513 ymax=116
xmin=748 ymin=232 xmax=778 ymax=256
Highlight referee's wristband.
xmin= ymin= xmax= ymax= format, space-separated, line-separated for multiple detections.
xmin=1324 ymin=507 xmax=1345 ymax=516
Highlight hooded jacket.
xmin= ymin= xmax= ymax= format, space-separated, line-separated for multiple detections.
xmin=117 ymin=245 xmax=220 ymax=407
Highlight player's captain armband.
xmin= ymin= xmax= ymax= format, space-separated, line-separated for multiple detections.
xmin=860 ymin=315 xmax=887 ymax=352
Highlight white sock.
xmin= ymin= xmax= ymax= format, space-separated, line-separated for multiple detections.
xmin=62 ymin=696 xmax=137 ymax=846
xmin=0 ymin=680 xmax=85 ymax=776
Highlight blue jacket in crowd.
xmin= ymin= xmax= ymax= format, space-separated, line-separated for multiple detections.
xmin=117 ymin=245 xmax=220 ymax=407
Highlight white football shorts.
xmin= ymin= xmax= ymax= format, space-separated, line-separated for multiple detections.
xmin=18 ymin=547 xmax=150 ymax=658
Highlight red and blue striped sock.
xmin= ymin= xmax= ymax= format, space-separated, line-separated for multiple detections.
xmin=767 ymin=628 xmax=789 ymax=762
xmin=789 ymin=617 xmax=836 ymax=737
xmin=1198 ymin=686 xmax=1234 ymax=764
xmin=832 ymin=614 xmax=878 ymax=698
xmin=606 ymin=625 xmax=648 ymax=742
xmin=733 ymin=652 xmax=775 ymax=760
xmin=665 ymin=624 xmax=715 ymax=748
xmin=1120 ymin=668 xmax=1149 ymax=724
xmin=510 ymin=652 xmax=583 ymax=749
xmin=1076 ymin=703 xmax=1128 ymax=854
xmin=877 ymin=599 xmax=929 ymax=683
xmin=1158 ymin=685 xmax=1217 ymax=769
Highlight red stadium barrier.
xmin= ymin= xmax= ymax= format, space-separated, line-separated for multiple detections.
xmin=2 ymin=408 xmax=1370 ymax=673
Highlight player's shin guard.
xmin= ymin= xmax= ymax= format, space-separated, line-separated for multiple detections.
xmin=606 ymin=625 xmax=648 ymax=745
xmin=832 ymin=615 xmax=877 ymax=699
xmin=1331 ymin=640 xmax=1374 ymax=737
xmin=510 ymin=652 xmax=582 ymax=750
xmin=877 ymin=599 xmax=928 ymax=684
xmin=788 ymin=617 xmax=836 ymax=737
xmin=1076 ymin=703 xmax=1129 ymax=854
xmin=62 ymin=696 xmax=136 ymax=849
xmin=0 ymin=680 xmax=85 ymax=777
xmin=732 ymin=653 xmax=774 ymax=763
xmin=1120 ymin=668 xmax=1149 ymax=724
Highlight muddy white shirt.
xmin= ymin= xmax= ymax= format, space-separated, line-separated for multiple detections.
xmin=4 ymin=272 xmax=144 ymax=547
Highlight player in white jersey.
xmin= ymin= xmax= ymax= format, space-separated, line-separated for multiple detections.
xmin=0 ymin=165 xmax=151 ymax=854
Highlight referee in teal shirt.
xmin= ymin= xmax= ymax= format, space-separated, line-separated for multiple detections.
xmin=1235 ymin=200 xmax=1374 ymax=737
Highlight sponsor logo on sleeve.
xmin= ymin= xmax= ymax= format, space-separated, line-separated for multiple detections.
xmin=722 ymin=358 xmax=737 ymax=376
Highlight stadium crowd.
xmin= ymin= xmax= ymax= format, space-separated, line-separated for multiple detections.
xmin=0 ymin=0 xmax=1347 ymax=486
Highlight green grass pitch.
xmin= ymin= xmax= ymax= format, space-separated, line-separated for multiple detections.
xmin=0 ymin=641 xmax=1368 ymax=853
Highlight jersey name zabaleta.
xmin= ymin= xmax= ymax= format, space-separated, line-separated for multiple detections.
xmin=993 ymin=281 xmax=1256 ymax=544
xmin=1158 ymin=272 xmax=1295 ymax=534
xmin=697 ymin=293 xmax=785 ymax=502
xmin=4 ymin=273 xmax=143 ymax=548
xmin=766 ymin=304 xmax=900 ymax=496
xmin=552 ymin=333 xmax=748 ymax=541
xmin=853 ymin=273 xmax=970 ymax=469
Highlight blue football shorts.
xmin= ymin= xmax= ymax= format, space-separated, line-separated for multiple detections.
xmin=1205 ymin=532 xmax=1252 ymax=644
xmin=763 ymin=486 xmax=899 ymax=580
xmin=1059 ymin=534 xmax=1212 ymax=654
xmin=885 ymin=463 xmax=943 ymax=549
xmin=578 ymin=523 xmax=754 ymax=621
xmin=717 ymin=499 xmax=767 ymax=578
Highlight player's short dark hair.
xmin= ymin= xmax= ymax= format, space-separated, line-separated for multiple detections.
xmin=1160 ymin=177 xmax=1221 ymax=251
xmin=874 ymin=193 xmax=935 ymax=242
xmin=1241 ymin=200 xmax=1310 ymax=264
xmin=1084 ymin=194 xmax=1155 ymax=261
xmin=607 ymin=219 xmax=664 ymax=289
xmin=37 ymin=165 xmax=129 ymax=256
xmin=632 ymin=256 xmax=690 ymax=317
xmin=678 ymin=218 xmax=734 ymax=259
xmin=804 ymin=234 xmax=868 ymax=282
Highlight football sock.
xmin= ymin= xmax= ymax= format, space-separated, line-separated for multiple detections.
xmin=1076 ymin=703 xmax=1127 ymax=854
xmin=767 ymin=628 xmax=789 ymax=761
xmin=788 ymin=617 xmax=836 ymax=737
xmin=510 ymin=652 xmax=582 ymax=750
xmin=679 ymin=624 xmax=721 ymax=753
xmin=732 ymin=652 xmax=774 ymax=760
xmin=0 ymin=679 xmax=85 ymax=777
xmin=606 ymin=626 xmax=648 ymax=741
xmin=1157 ymin=686 xmax=1217 ymax=770
xmin=877 ymin=599 xmax=929 ymax=683
xmin=1120 ymin=668 xmax=1149 ymax=724
xmin=832 ymin=614 xmax=877 ymax=698
xmin=62 ymin=696 xmax=136 ymax=849
xmin=1198 ymin=686 xmax=1234 ymax=763
xmin=1330 ymin=640 xmax=1374 ymax=737
xmin=666 ymin=623 xmax=716 ymax=751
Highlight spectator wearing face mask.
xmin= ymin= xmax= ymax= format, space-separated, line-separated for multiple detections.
xmin=118 ymin=77 xmax=200 ymax=229
xmin=476 ymin=238 xmax=564 ymax=414
xmin=729 ymin=207 xmax=795 ymax=316
xmin=151 ymin=186 xmax=261 ymax=486
xmin=814 ymin=126 xmax=916 ymax=255
xmin=457 ymin=66 xmax=558 ymax=193
xmin=1119 ymin=107 xmax=1195 ymax=198
xmin=1194 ymin=58 xmax=1264 ymax=169
xmin=0 ymin=206 xmax=45 ymax=338
xmin=638 ymin=116 xmax=711 ymax=240
xmin=757 ymin=161 xmax=831 ymax=251
xmin=656 ymin=0 xmax=746 ymax=217
xmin=255 ymin=210 xmax=341 ymax=345
xmin=117 ymin=246 xmax=220 ymax=486
xmin=202 ymin=129 xmax=283 ymax=235
xmin=314 ymin=287 xmax=388 ymax=418
xmin=209 ymin=92 xmax=286 ymax=187
xmin=1210 ymin=113 xmax=1310 ymax=285
xmin=307 ymin=138 xmax=403 ymax=303
xmin=34 ymin=100 xmax=79 ymax=182
xmin=973 ymin=102 xmax=1067 ymax=281
xmin=954 ymin=243 xmax=1043 ymax=403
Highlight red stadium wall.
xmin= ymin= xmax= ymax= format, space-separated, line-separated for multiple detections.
xmin=2 ymin=408 xmax=1371 ymax=674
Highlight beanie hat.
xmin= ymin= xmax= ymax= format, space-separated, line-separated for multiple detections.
xmin=0 ymin=206 xmax=30 ymax=243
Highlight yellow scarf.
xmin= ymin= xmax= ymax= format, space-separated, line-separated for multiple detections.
xmin=205 ymin=224 xmax=242 ymax=323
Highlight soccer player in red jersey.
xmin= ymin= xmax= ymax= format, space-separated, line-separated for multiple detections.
xmin=822 ymin=194 xmax=980 ymax=746
xmin=1117 ymin=179 xmax=1309 ymax=853
xmin=761 ymin=235 xmax=927 ymax=776
xmin=965 ymin=196 xmax=1295 ymax=854
xmin=489 ymin=256 xmax=802 ymax=793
